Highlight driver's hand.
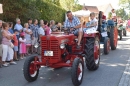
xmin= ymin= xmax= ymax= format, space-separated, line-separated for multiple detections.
xmin=70 ymin=28 xmax=74 ymax=31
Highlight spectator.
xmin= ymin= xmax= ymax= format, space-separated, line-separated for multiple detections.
xmin=50 ymin=20 xmax=55 ymax=30
xmin=28 ymin=18 xmax=33 ymax=29
xmin=102 ymin=12 xmax=106 ymax=21
xmin=23 ymin=23 xmax=32 ymax=55
xmin=19 ymin=32 xmax=26 ymax=59
xmin=0 ymin=20 xmax=2 ymax=67
xmin=2 ymin=23 xmax=16 ymax=67
xmin=31 ymin=19 xmax=39 ymax=53
xmin=44 ymin=21 xmax=51 ymax=35
xmin=51 ymin=25 xmax=58 ymax=32
xmin=14 ymin=18 xmax=23 ymax=39
xmin=55 ymin=22 xmax=62 ymax=31
xmin=38 ymin=24 xmax=45 ymax=38
xmin=127 ymin=19 xmax=130 ymax=29
xmin=39 ymin=19 xmax=44 ymax=27
xmin=13 ymin=29 xmax=19 ymax=61
xmin=8 ymin=22 xmax=14 ymax=34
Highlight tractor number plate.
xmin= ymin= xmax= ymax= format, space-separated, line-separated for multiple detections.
xmin=44 ymin=51 xmax=53 ymax=56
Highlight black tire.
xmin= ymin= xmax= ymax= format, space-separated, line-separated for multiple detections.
xmin=71 ymin=57 xmax=84 ymax=86
xmin=118 ymin=30 xmax=122 ymax=40
xmin=123 ymin=29 xmax=126 ymax=36
xmin=104 ymin=37 xmax=110 ymax=55
xmin=85 ymin=37 xmax=100 ymax=70
xmin=110 ymin=27 xmax=117 ymax=50
xmin=23 ymin=56 xmax=39 ymax=82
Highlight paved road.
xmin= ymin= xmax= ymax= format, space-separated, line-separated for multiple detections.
xmin=0 ymin=32 xmax=130 ymax=86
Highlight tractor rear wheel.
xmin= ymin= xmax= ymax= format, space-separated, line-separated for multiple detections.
xmin=85 ymin=36 xmax=100 ymax=70
xmin=118 ymin=30 xmax=122 ymax=40
xmin=71 ymin=57 xmax=84 ymax=86
xmin=110 ymin=27 xmax=118 ymax=50
xmin=104 ymin=37 xmax=110 ymax=55
xmin=23 ymin=56 xmax=39 ymax=82
xmin=123 ymin=29 xmax=126 ymax=36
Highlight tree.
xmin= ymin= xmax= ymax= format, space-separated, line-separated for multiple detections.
xmin=119 ymin=0 xmax=130 ymax=10
xmin=116 ymin=8 xmax=128 ymax=20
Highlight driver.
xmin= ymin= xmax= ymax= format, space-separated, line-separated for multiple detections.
xmin=64 ymin=11 xmax=83 ymax=49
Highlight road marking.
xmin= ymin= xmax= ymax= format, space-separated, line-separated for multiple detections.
xmin=118 ymin=57 xmax=130 ymax=86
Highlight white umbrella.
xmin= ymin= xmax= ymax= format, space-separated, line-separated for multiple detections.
xmin=73 ymin=10 xmax=90 ymax=17
xmin=0 ymin=4 xmax=3 ymax=14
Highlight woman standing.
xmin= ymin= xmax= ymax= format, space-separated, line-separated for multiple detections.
xmin=2 ymin=23 xmax=17 ymax=67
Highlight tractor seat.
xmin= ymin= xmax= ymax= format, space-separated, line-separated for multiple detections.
xmin=107 ymin=20 xmax=115 ymax=26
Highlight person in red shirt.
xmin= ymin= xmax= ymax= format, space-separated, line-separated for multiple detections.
xmin=102 ymin=12 xmax=106 ymax=21
xmin=13 ymin=29 xmax=19 ymax=61
xmin=102 ymin=12 xmax=107 ymax=30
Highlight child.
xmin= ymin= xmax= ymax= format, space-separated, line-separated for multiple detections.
xmin=19 ymin=32 xmax=26 ymax=59
xmin=86 ymin=12 xmax=98 ymax=30
xmin=23 ymin=23 xmax=32 ymax=55
xmin=13 ymin=29 xmax=19 ymax=61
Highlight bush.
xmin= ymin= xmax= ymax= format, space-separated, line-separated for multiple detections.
xmin=39 ymin=1 xmax=66 ymax=23
xmin=0 ymin=0 xmax=66 ymax=24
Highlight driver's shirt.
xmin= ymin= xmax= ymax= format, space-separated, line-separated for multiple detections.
xmin=64 ymin=16 xmax=81 ymax=29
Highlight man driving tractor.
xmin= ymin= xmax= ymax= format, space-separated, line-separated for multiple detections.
xmin=64 ymin=11 xmax=82 ymax=49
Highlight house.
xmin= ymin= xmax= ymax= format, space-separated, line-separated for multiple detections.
xmin=83 ymin=6 xmax=99 ymax=17
xmin=97 ymin=4 xmax=113 ymax=18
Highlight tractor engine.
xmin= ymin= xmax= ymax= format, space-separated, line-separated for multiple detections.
xmin=40 ymin=33 xmax=75 ymax=66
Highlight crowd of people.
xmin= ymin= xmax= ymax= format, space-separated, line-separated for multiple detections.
xmin=0 ymin=18 xmax=63 ymax=67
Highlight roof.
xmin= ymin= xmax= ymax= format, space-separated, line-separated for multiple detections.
xmin=84 ymin=6 xmax=99 ymax=13
xmin=97 ymin=4 xmax=113 ymax=12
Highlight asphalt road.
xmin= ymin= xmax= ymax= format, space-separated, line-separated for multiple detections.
xmin=0 ymin=32 xmax=130 ymax=86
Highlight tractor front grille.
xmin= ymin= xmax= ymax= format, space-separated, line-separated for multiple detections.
xmin=41 ymin=40 xmax=59 ymax=59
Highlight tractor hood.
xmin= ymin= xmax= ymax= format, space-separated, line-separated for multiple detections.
xmin=41 ymin=32 xmax=75 ymax=44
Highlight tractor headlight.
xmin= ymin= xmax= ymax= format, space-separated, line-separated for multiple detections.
xmin=60 ymin=43 xmax=65 ymax=49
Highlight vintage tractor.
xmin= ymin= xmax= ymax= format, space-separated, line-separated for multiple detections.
xmin=23 ymin=13 xmax=102 ymax=86
xmin=106 ymin=19 xmax=118 ymax=50
xmin=98 ymin=11 xmax=110 ymax=55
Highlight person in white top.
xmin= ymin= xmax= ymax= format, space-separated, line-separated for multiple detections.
xmin=38 ymin=24 xmax=45 ymax=37
xmin=111 ymin=9 xmax=117 ymax=22
xmin=86 ymin=12 xmax=98 ymax=30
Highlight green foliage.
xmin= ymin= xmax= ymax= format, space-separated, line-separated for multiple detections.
xmin=108 ymin=12 xmax=112 ymax=19
xmin=0 ymin=0 xmax=81 ymax=23
xmin=38 ymin=1 xmax=66 ymax=22
xmin=116 ymin=8 xmax=128 ymax=20
xmin=119 ymin=0 xmax=130 ymax=10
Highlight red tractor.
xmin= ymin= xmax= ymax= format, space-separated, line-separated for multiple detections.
xmin=23 ymin=13 xmax=102 ymax=86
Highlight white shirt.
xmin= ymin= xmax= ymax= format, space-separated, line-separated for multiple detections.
xmin=112 ymin=13 xmax=116 ymax=17
xmin=38 ymin=27 xmax=45 ymax=36
xmin=19 ymin=37 xmax=26 ymax=42
xmin=90 ymin=18 xmax=98 ymax=29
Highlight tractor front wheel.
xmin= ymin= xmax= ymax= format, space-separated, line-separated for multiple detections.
xmin=23 ymin=56 xmax=40 ymax=82
xmin=85 ymin=36 xmax=100 ymax=70
xmin=71 ymin=57 xmax=84 ymax=86
xmin=104 ymin=37 xmax=110 ymax=55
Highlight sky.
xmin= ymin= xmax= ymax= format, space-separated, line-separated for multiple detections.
xmin=78 ymin=0 xmax=119 ymax=9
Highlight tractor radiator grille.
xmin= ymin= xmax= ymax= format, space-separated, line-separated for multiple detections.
xmin=41 ymin=40 xmax=59 ymax=59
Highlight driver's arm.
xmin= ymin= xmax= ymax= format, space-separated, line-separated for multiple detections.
xmin=74 ymin=17 xmax=81 ymax=29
